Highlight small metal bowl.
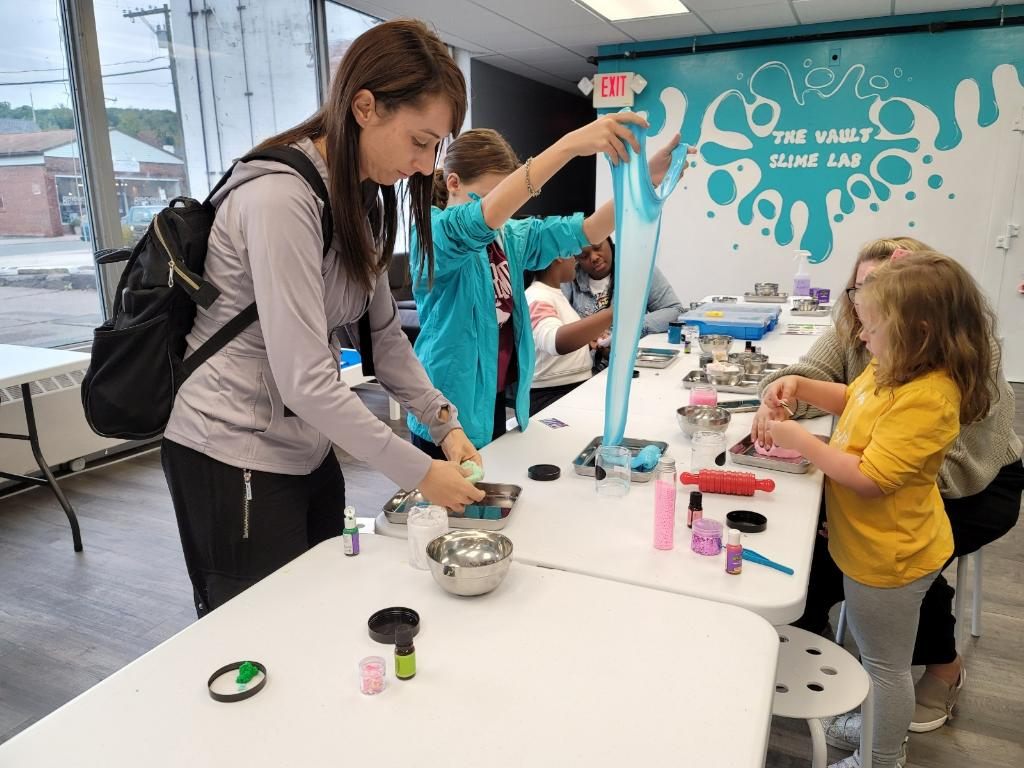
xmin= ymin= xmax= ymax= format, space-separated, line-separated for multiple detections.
xmin=754 ymin=282 xmax=779 ymax=296
xmin=744 ymin=353 xmax=770 ymax=374
xmin=704 ymin=363 xmax=744 ymax=386
xmin=426 ymin=530 xmax=513 ymax=597
xmin=676 ymin=405 xmax=732 ymax=438
xmin=728 ymin=352 xmax=753 ymax=368
xmin=698 ymin=334 xmax=734 ymax=358
xmin=792 ymin=297 xmax=820 ymax=312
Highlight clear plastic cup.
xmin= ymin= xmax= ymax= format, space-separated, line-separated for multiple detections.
xmin=691 ymin=430 xmax=727 ymax=472
xmin=407 ymin=504 xmax=449 ymax=570
xmin=595 ymin=444 xmax=631 ymax=497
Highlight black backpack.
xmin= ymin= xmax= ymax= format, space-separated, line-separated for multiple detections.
xmin=81 ymin=146 xmax=372 ymax=440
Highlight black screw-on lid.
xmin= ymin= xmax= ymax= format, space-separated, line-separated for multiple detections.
xmin=528 ymin=463 xmax=561 ymax=481
xmin=689 ymin=490 xmax=703 ymax=509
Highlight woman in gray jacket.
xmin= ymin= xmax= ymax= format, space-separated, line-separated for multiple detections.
xmin=161 ymin=21 xmax=484 ymax=616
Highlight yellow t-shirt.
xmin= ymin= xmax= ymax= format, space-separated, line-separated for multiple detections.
xmin=825 ymin=363 xmax=957 ymax=588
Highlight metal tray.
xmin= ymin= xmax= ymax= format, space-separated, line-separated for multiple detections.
xmin=681 ymin=366 xmax=786 ymax=395
xmin=729 ymin=434 xmax=825 ymax=474
xmin=743 ymin=292 xmax=789 ymax=303
xmin=790 ymin=307 xmax=832 ymax=317
xmin=635 ymin=347 xmax=680 ymax=369
xmin=572 ymin=436 xmax=669 ymax=483
xmin=382 ymin=482 xmax=522 ymax=531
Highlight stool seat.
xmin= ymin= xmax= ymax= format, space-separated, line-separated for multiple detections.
xmin=774 ymin=626 xmax=870 ymax=719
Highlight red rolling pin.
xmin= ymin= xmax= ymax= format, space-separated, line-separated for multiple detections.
xmin=680 ymin=469 xmax=776 ymax=496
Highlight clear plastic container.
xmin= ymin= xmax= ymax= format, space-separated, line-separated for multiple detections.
xmin=691 ymin=517 xmax=723 ymax=556
xmin=407 ymin=504 xmax=449 ymax=570
xmin=689 ymin=384 xmax=718 ymax=407
xmin=691 ymin=430 xmax=727 ymax=472
xmin=359 ymin=655 xmax=386 ymax=695
xmin=595 ymin=444 xmax=631 ymax=497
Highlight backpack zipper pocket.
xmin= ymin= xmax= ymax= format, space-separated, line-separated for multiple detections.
xmin=152 ymin=216 xmax=201 ymax=291
xmin=242 ymin=469 xmax=253 ymax=539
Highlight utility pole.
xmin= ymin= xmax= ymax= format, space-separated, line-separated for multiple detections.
xmin=123 ymin=4 xmax=189 ymax=190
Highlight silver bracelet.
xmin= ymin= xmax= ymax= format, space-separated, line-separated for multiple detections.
xmin=524 ymin=157 xmax=542 ymax=198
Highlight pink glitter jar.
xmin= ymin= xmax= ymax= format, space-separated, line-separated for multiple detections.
xmin=691 ymin=518 xmax=723 ymax=556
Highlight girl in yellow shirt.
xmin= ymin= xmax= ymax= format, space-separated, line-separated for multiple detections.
xmin=764 ymin=252 xmax=996 ymax=768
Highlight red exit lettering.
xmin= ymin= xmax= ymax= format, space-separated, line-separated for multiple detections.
xmin=600 ymin=74 xmax=627 ymax=98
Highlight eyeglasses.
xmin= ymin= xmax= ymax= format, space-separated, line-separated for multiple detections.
xmin=845 ymin=287 xmax=858 ymax=304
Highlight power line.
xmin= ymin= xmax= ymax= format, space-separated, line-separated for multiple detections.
xmin=0 ymin=55 xmax=167 ymax=76
xmin=0 ymin=65 xmax=169 ymax=88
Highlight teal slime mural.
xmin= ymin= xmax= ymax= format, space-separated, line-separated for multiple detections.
xmin=599 ymin=25 xmax=1024 ymax=262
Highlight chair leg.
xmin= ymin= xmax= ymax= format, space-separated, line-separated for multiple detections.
xmin=807 ymin=716 xmax=829 ymax=768
xmin=954 ymin=555 xmax=967 ymax=649
xmin=860 ymin=677 xmax=874 ymax=768
xmin=971 ymin=549 xmax=983 ymax=638
xmin=835 ymin=601 xmax=847 ymax=646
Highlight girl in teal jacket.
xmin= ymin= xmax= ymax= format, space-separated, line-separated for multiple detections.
xmin=409 ymin=116 xmax=682 ymax=453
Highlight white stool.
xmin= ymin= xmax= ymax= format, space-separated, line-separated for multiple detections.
xmin=773 ymin=625 xmax=874 ymax=768
xmin=835 ymin=550 xmax=982 ymax=647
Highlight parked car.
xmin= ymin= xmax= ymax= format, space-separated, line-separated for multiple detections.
xmin=121 ymin=204 xmax=165 ymax=244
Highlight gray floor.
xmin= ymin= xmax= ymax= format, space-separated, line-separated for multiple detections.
xmin=1 ymin=387 xmax=1022 ymax=767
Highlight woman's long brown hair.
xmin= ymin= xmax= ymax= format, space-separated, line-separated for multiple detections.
xmin=255 ymin=19 xmax=466 ymax=291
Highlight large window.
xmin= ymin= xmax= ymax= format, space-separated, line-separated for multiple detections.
xmin=0 ymin=2 xmax=95 ymax=348
xmin=0 ymin=1 xmax=393 ymax=348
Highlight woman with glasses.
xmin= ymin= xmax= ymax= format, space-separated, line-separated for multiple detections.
xmin=751 ymin=236 xmax=1023 ymax=745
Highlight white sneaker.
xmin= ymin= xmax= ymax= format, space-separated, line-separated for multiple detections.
xmin=827 ymin=737 xmax=908 ymax=768
xmin=821 ymin=711 xmax=861 ymax=752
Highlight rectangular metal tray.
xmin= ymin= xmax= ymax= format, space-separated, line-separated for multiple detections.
xmin=572 ymin=436 xmax=669 ymax=483
xmin=790 ymin=308 xmax=832 ymax=317
xmin=382 ymin=482 xmax=522 ymax=531
xmin=729 ymin=434 xmax=826 ymax=474
xmin=635 ymin=347 xmax=680 ymax=369
xmin=742 ymin=292 xmax=789 ymax=303
xmin=681 ymin=366 xmax=786 ymax=395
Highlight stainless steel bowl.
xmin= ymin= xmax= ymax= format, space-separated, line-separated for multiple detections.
xmin=698 ymin=334 xmax=734 ymax=358
xmin=426 ymin=530 xmax=513 ymax=597
xmin=744 ymin=353 xmax=770 ymax=374
xmin=754 ymin=282 xmax=779 ymax=296
xmin=728 ymin=351 xmax=753 ymax=368
xmin=793 ymin=297 xmax=820 ymax=312
xmin=704 ymin=364 xmax=744 ymax=386
xmin=676 ymin=405 xmax=732 ymax=438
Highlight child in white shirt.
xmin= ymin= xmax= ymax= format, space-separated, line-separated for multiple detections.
xmin=525 ymin=256 xmax=613 ymax=415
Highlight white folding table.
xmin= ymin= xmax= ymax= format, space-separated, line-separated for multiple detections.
xmin=0 ymin=536 xmax=780 ymax=768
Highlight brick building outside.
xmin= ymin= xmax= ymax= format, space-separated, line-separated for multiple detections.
xmin=0 ymin=129 xmax=187 ymax=238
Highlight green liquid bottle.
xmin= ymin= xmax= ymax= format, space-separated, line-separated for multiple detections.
xmin=395 ymin=627 xmax=416 ymax=680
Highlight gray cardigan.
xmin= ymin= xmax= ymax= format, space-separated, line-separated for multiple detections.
xmin=164 ymin=139 xmax=459 ymax=490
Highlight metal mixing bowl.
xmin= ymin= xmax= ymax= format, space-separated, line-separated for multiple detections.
xmin=426 ymin=530 xmax=513 ymax=597
xmin=744 ymin=353 xmax=769 ymax=374
xmin=754 ymin=282 xmax=779 ymax=296
xmin=704 ymin=364 xmax=744 ymax=386
xmin=698 ymin=334 xmax=734 ymax=359
xmin=676 ymin=405 xmax=732 ymax=438
xmin=793 ymin=297 xmax=820 ymax=312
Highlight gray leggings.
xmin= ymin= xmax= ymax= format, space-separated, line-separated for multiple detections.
xmin=843 ymin=570 xmax=938 ymax=768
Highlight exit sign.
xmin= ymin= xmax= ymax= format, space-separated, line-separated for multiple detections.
xmin=591 ymin=72 xmax=646 ymax=108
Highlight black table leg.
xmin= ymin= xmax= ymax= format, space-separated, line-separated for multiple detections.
xmin=21 ymin=382 xmax=83 ymax=552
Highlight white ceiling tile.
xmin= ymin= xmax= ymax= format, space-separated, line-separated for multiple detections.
xmin=894 ymin=0 xmax=994 ymax=13
xmin=699 ymin=3 xmax=799 ymax=33
xmin=684 ymin=0 xmax=793 ymax=9
xmin=612 ymin=13 xmax=713 ymax=40
xmin=467 ymin=0 xmax=606 ymax=28
xmin=543 ymin=22 xmax=634 ymax=50
xmin=505 ymin=47 xmax=589 ymax=68
xmin=791 ymin=0 xmax=893 ymax=25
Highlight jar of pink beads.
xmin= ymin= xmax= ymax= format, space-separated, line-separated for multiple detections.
xmin=689 ymin=384 xmax=718 ymax=407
